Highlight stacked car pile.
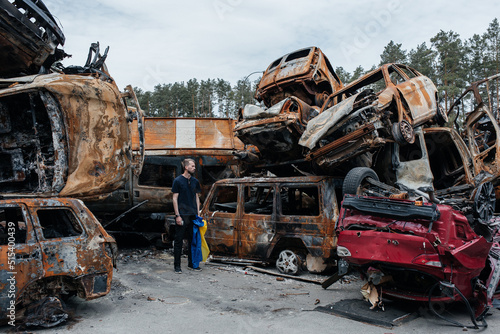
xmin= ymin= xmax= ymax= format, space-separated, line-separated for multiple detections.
xmin=0 ymin=0 xmax=142 ymax=327
xmin=226 ymin=46 xmax=500 ymax=326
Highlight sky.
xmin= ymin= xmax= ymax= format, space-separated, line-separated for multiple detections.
xmin=44 ymin=0 xmax=500 ymax=91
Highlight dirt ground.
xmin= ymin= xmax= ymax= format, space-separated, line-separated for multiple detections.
xmin=4 ymin=247 xmax=500 ymax=333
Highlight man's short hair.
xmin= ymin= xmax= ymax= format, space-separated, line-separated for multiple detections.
xmin=181 ymin=158 xmax=195 ymax=170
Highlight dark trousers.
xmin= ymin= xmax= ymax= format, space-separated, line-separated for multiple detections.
xmin=174 ymin=215 xmax=194 ymax=268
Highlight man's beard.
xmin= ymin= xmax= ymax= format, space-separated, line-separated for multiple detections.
xmin=188 ymin=170 xmax=195 ymax=176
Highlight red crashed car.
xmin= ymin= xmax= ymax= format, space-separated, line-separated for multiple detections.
xmin=336 ymin=194 xmax=500 ymax=327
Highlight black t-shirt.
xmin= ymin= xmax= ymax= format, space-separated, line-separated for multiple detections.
xmin=172 ymin=175 xmax=201 ymax=215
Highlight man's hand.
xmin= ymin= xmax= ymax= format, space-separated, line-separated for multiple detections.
xmin=175 ymin=216 xmax=183 ymax=226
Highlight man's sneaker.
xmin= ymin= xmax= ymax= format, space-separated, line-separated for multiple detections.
xmin=188 ymin=266 xmax=202 ymax=272
xmin=174 ymin=267 xmax=182 ymax=274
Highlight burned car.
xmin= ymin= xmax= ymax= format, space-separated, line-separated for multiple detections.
xmin=255 ymin=46 xmax=343 ymax=108
xmin=445 ymin=72 xmax=500 ymax=201
xmin=0 ymin=0 xmax=66 ymax=77
xmin=336 ymin=194 xmax=500 ymax=328
xmin=0 ymin=197 xmax=117 ymax=326
xmin=349 ymin=73 xmax=500 ymax=225
xmin=201 ymin=176 xmax=339 ymax=274
xmin=299 ymin=64 xmax=447 ymax=174
xmin=234 ymin=47 xmax=343 ymax=168
xmin=0 ymin=1 xmax=144 ymax=199
xmin=234 ymin=96 xmax=320 ymax=167
xmin=0 ymin=73 xmax=141 ymax=198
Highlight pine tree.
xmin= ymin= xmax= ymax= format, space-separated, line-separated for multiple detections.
xmin=335 ymin=66 xmax=351 ymax=84
xmin=430 ymin=30 xmax=467 ymax=110
xmin=379 ymin=40 xmax=407 ymax=65
xmin=408 ymin=42 xmax=436 ymax=80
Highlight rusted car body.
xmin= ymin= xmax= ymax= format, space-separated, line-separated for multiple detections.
xmin=234 ymin=47 xmax=342 ymax=167
xmin=89 ymin=117 xmax=243 ymax=242
xmin=447 ymin=72 xmax=500 ymax=197
xmin=299 ymin=64 xmax=446 ymax=174
xmin=201 ymin=176 xmax=339 ymax=274
xmin=0 ymin=197 xmax=117 ymax=324
xmin=0 ymin=73 xmax=140 ymax=198
xmin=234 ymin=96 xmax=319 ymax=165
xmin=0 ymin=0 xmax=65 ymax=77
xmin=255 ymin=46 xmax=343 ymax=108
xmin=340 ymin=125 xmax=497 ymax=227
xmin=336 ymin=194 xmax=500 ymax=326
xmin=362 ymin=74 xmax=500 ymax=223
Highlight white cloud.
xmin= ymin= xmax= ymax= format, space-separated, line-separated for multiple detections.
xmin=44 ymin=0 xmax=500 ymax=90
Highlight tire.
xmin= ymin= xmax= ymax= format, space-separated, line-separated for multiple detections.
xmin=392 ymin=120 xmax=415 ymax=145
xmin=343 ymin=167 xmax=379 ymax=196
xmin=276 ymin=249 xmax=305 ymax=275
xmin=473 ymin=182 xmax=496 ymax=223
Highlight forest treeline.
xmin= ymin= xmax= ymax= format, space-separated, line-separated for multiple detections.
xmin=135 ymin=18 xmax=500 ymax=118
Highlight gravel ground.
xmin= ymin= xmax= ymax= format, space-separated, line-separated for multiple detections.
xmin=3 ymin=247 xmax=500 ymax=333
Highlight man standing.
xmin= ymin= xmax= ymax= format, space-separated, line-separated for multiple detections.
xmin=172 ymin=158 xmax=202 ymax=273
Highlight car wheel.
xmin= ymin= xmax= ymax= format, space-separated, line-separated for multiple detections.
xmin=392 ymin=120 xmax=415 ymax=144
xmin=276 ymin=250 xmax=304 ymax=275
xmin=342 ymin=167 xmax=379 ymax=196
xmin=435 ymin=105 xmax=448 ymax=125
xmin=473 ymin=182 xmax=496 ymax=223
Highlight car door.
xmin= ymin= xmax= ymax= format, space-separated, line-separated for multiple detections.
xmin=393 ymin=128 xmax=435 ymax=191
xmin=30 ymin=203 xmax=88 ymax=277
xmin=203 ymin=184 xmax=240 ymax=256
xmin=0 ymin=203 xmax=43 ymax=318
xmin=238 ymin=184 xmax=276 ymax=260
xmin=394 ymin=65 xmax=437 ymax=126
xmin=465 ymin=104 xmax=500 ymax=177
xmin=276 ymin=183 xmax=325 ymax=253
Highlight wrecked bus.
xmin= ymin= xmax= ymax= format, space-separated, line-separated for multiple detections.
xmin=87 ymin=117 xmax=244 ymax=244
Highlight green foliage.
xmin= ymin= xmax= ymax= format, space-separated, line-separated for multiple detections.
xmin=135 ymin=77 xmax=258 ymax=118
xmin=407 ymin=42 xmax=435 ymax=80
xmin=379 ymin=40 xmax=407 ymax=66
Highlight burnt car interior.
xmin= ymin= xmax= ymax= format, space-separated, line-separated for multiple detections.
xmin=0 ymin=91 xmax=64 ymax=193
xmin=280 ymin=186 xmax=319 ymax=216
xmin=37 ymin=208 xmax=83 ymax=239
xmin=0 ymin=206 xmax=26 ymax=244
xmin=209 ymin=185 xmax=238 ymax=213
xmin=425 ymin=131 xmax=466 ymax=190
xmin=244 ymin=185 xmax=274 ymax=215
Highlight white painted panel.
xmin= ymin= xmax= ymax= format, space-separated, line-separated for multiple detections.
xmin=176 ymin=119 xmax=196 ymax=148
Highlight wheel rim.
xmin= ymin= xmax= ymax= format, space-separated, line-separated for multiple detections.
xmin=398 ymin=120 xmax=415 ymax=144
xmin=474 ymin=182 xmax=496 ymax=223
xmin=276 ymin=250 xmax=300 ymax=275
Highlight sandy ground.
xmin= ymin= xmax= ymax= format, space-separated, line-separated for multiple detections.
xmin=3 ymin=247 xmax=500 ymax=333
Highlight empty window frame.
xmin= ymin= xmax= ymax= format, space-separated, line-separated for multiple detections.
xmin=138 ymin=163 xmax=177 ymax=187
xmin=0 ymin=206 xmax=26 ymax=244
xmin=243 ymin=185 xmax=274 ymax=215
xmin=209 ymin=186 xmax=238 ymax=213
xmin=280 ymin=186 xmax=320 ymax=216
xmin=37 ymin=208 xmax=83 ymax=239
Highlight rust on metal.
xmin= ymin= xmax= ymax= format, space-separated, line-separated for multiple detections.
xmin=0 ymin=73 xmax=133 ymax=198
xmin=255 ymin=47 xmax=343 ymax=108
xmin=201 ymin=176 xmax=338 ymax=274
xmin=131 ymin=117 xmax=244 ymax=151
xmin=0 ymin=197 xmax=117 ymax=323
